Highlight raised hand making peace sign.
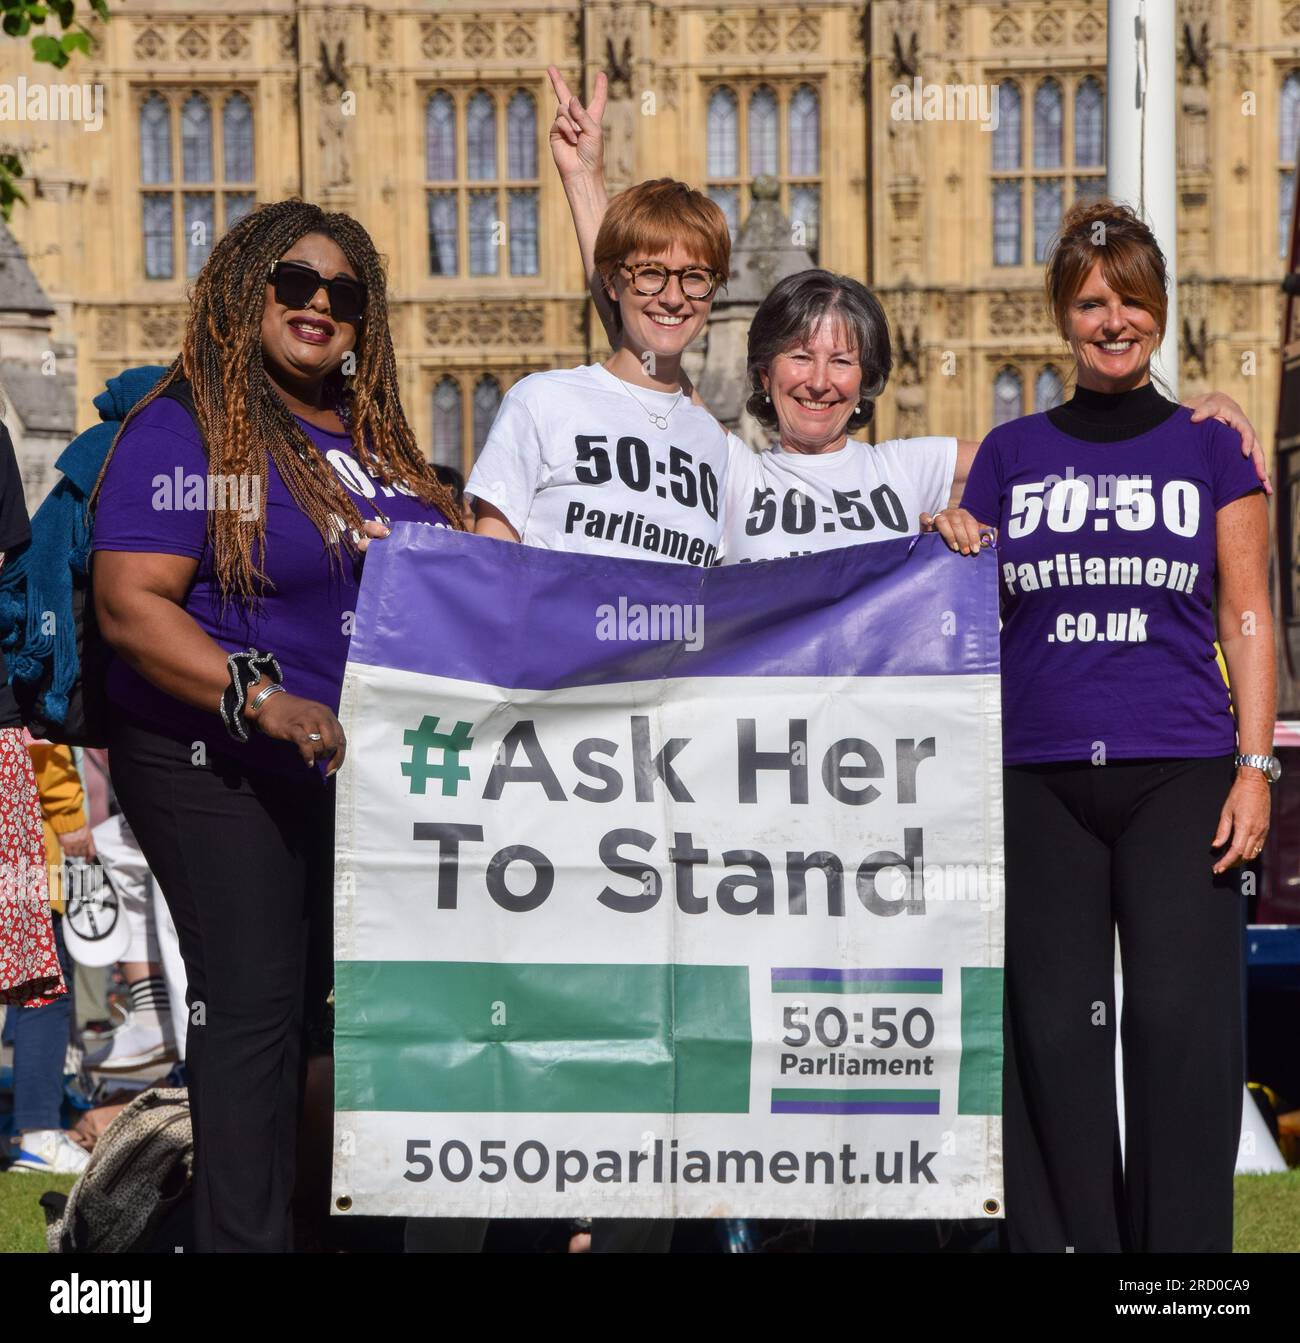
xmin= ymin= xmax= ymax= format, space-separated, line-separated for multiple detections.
xmin=547 ymin=64 xmax=607 ymax=181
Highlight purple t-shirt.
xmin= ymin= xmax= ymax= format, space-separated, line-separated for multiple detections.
xmin=92 ymin=396 xmax=450 ymax=774
xmin=960 ymin=408 xmax=1261 ymax=765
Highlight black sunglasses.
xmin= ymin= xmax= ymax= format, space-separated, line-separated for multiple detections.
xmin=266 ymin=260 xmax=367 ymax=324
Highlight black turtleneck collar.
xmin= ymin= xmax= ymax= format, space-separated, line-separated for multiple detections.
xmin=1046 ymin=381 xmax=1180 ymax=443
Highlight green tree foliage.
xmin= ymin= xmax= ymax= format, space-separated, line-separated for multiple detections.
xmin=1 ymin=0 xmax=113 ymax=219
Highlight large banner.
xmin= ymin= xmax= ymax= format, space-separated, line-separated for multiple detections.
xmin=332 ymin=527 xmax=1004 ymax=1221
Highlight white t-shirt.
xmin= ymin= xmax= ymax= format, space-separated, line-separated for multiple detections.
xmin=722 ymin=431 xmax=958 ymax=564
xmin=466 ymin=363 xmax=730 ymax=567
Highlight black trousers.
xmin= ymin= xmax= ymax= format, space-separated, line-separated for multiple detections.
xmin=1002 ymin=756 xmax=1244 ymax=1253
xmin=108 ymin=711 xmax=334 ymax=1253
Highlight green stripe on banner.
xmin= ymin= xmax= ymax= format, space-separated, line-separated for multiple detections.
xmin=958 ymin=966 xmax=1004 ymax=1115
xmin=335 ymin=961 xmax=751 ymax=1114
xmin=771 ymin=980 xmax=942 ymax=995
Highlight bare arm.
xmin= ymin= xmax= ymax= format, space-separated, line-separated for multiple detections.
xmin=946 ymin=439 xmax=980 ymax=508
xmin=1212 ymin=491 xmax=1275 ymax=871
xmin=473 ymin=498 xmax=521 ymax=543
xmin=93 ymin=550 xmax=347 ymax=772
xmin=548 ymin=66 xmax=619 ymax=349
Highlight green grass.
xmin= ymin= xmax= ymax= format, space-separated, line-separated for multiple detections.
xmin=1 ymin=1169 xmax=1297 ymax=1253
xmin=0 ymin=1171 xmax=77 ymax=1254
xmin=1234 ymin=1170 xmax=1300 ymax=1252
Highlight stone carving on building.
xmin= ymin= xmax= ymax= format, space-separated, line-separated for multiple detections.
xmin=887 ymin=284 xmax=926 ymax=437
xmin=1181 ymin=314 xmax=1209 ymax=382
xmin=882 ymin=1 xmax=923 ymax=272
xmin=133 ymin=26 xmax=166 ymax=61
xmin=176 ymin=26 xmax=210 ymax=61
xmin=787 ymin=14 xmax=820 ymax=52
xmin=278 ymin=14 xmax=298 ymax=60
xmin=605 ymin=34 xmax=634 ymax=99
xmin=601 ymin=8 xmax=640 ymax=192
xmin=697 ymin=177 xmax=815 ymax=440
xmin=747 ymin=15 xmax=779 ymax=55
xmin=424 ymin=303 xmax=545 ymax=348
xmin=463 ymin=21 xmax=496 ymax=60
xmin=317 ymin=17 xmax=352 ymax=192
xmin=374 ymin=13 xmax=394 ymax=61
xmin=503 ymin=22 xmax=536 ymax=60
xmin=657 ymin=8 xmax=677 ymax=55
xmin=1034 ymin=11 xmax=1064 ymax=46
xmin=82 ymin=10 xmax=106 ymax=56
xmin=945 ymin=292 xmax=967 ymax=341
xmin=138 ymin=306 xmax=183 ymax=349
xmin=1074 ymin=11 xmax=1103 ymax=44
xmin=421 ymin=19 xmax=454 ymax=61
xmin=989 ymin=292 xmax=1027 ymax=337
xmin=373 ymin=75 xmax=395 ymax=117
xmin=706 ymin=17 xmax=738 ymax=55
xmin=990 ymin=7 xmax=1023 ymax=48
xmin=96 ymin=310 xmax=122 ymax=349
xmin=1178 ymin=10 xmax=1211 ymax=175
xmin=220 ymin=27 xmax=249 ymax=60
xmin=890 ymin=29 xmax=920 ymax=80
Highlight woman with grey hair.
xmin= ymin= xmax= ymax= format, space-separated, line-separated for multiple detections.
xmin=721 ymin=267 xmax=967 ymax=563
xmin=548 ymin=67 xmax=1265 ymax=571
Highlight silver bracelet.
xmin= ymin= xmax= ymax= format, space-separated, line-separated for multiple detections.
xmin=249 ymin=682 xmax=286 ymax=715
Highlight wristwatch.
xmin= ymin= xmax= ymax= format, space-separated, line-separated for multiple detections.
xmin=1234 ymin=753 xmax=1282 ymax=783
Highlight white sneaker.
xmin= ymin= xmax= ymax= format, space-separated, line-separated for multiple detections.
xmin=9 ymin=1129 xmax=91 ymax=1174
xmin=82 ymin=1007 xmax=177 ymax=1073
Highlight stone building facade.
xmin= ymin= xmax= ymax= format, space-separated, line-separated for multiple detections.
xmin=1 ymin=0 xmax=1297 ymax=491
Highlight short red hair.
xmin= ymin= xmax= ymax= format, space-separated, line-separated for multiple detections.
xmin=594 ymin=178 xmax=732 ymax=293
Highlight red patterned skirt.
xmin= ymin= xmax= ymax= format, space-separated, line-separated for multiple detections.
xmin=0 ymin=726 xmax=65 ymax=1007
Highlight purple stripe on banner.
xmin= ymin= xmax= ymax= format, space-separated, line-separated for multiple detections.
xmin=772 ymin=967 xmax=943 ymax=983
xmin=349 ymin=527 xmax=1000 ymax=691
xmin=772 ymin=1101 xmax=941 ymax=1115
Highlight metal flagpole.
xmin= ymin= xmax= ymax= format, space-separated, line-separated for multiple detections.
xmin=1107 ymin=0 xmax=1179 ymax=397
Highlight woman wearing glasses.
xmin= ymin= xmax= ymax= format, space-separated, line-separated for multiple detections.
xmin=91 ymin=200 xmax=464 ymax=1251
xmin=469 ymin=175 xmax=732 ymax=567
xmin=460 ymin=177 xmax=729 ymax=1257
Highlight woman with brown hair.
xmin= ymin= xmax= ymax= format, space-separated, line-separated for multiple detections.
xmin=931 ymin=199 xmax=1275 ymax=1252
xmin=90 ymin=199 xmax=464 ymax=1250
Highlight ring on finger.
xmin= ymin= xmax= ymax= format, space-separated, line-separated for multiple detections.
xmin=306 ymin=732 xmax=323 ymax=743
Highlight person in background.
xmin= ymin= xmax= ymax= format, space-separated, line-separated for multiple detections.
xmin=0 ymin=411 xmax=67 ymax=1059
xmin=5 ymin=738 xmax=91 ymax=1174
xmin=434 ymin=464 xmax=475 ymax=531
xmin=82 ymin=808 xmax=179 ymax=1074
xmin=71 ymin=748 xmax=113 ymax=1036
xmin=929 ymin=199 xmax=1274 ymax=1252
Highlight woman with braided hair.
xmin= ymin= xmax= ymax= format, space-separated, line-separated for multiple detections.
xmin=91 ymin=199 xmax=463 ymax=1251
